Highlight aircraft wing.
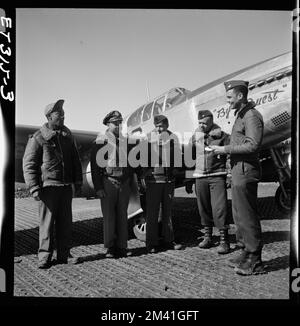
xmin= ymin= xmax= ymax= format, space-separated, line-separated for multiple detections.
xmin=15 ymin=124 xmax=98 ymax=183
xmin=16 ymin=124 xmax=98 ymax=152
xmin=15 ymin=124 xmax=144 ymax=220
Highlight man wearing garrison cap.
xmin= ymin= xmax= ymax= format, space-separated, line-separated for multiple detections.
xmin=90 ymin=110 xmax=141 ymax=258
xmin=211 ymin=80 xmax=265 ymax=275
xmin=141 ymin=114 xmax=182 ymax=253
xmin=185 ymin=109 xmax=230 ymax=254
xmin=23 ymin=99 xmax=82 ymax=269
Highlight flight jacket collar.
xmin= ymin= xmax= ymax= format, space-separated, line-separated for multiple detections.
xmin=40 ymin=123 xmax=71 ymax=141
xmin=234 ymin=100 xmax=256 ymax=118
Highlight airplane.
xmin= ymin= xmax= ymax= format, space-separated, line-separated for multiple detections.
xmin=15 ymin=51 xmax=292 ymax=241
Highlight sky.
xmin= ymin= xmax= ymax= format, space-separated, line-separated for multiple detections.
xmin=16 ymin=9 xmax=292 ymax=133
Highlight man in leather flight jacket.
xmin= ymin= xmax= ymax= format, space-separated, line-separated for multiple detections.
xmin=185 ymin=110 xmax=231 ymax=254
xmin=211 ymin=80 xmax=265 ymax=276
xmin=23 ymin=99 xmax=82 ymax=269
xmin=90 ymin=110 xmax=140 ymax=258
xmin=142 ymin=114 xmax=183 ymax=253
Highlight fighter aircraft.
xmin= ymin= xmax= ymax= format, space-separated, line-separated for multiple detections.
xmin=15 ymin=51 xmax=292 ymax=241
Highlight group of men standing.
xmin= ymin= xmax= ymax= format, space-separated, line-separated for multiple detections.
xmin=22 ymin=80 xmax=265 ymax=276
xmin=90 ymin=110 xmax=182 ymax=258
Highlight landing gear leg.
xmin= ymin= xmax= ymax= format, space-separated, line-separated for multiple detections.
xmin=270 ymin=148 xmax=291 ymax=214
xmin=275 ymin=184 xmax=291 ymax=214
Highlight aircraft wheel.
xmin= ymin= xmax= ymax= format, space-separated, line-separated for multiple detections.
xmin=133 ymin=216 xmax=146 ymax=242
xmin=275 ymin=186 xmax=291 ymax=214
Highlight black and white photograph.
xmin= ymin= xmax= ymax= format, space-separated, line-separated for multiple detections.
xmin=0 ymin=4 xmax=299 ymax=316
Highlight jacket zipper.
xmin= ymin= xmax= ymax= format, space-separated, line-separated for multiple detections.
xmin=204 ymin=136 xmax=208 ymax=172
xmin=57 ymin=134 xmax=65 ymax=183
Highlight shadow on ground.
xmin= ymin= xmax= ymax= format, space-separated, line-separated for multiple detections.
xmin=15 ymin=196 xmax=289 ymax=258
xmin=173 ymin=196 xmax=290 ymax=222
xmin=263 ymin=255 xmax=289 ymax=273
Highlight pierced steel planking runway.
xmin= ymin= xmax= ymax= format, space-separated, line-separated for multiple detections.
xmin=14 ymin=183 xmax=290 ymax=298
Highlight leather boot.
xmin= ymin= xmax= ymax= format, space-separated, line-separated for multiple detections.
xmin=199 ymin=227 xmax=213 ymax=248
xmin=161 ymin=241 xmax=183 ymax=250
xmin=217 ymin=229 xmax=230 ymax=254
xmin=228 ymin=249 xmax=248 ymax=268
xmin=105 ymin=247 xmax=116 ymax=258
xmin=232 ymin=242 xmax=245 ymax=250
xmin=234 ymin=250 xmax=265 ymax=275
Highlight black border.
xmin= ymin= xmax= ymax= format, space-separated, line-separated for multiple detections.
xmin=0 ymin=1 xmax=298 ymax=318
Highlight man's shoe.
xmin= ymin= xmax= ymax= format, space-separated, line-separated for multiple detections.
xmin=105 ymin=248 xmax=116 ymax=258
xmin=198 ymin=237 xmax=213 ymax=249
xmin=228 ymin=250 xmax=248 ymax=268
xmin=38 ymin=259 xmax=51 ymax=269
xmin=162 ymin=242 xmax=182 ymax=250
xmin=55 ymin=258 xmax=68 ymax=265
xmin=217 ymin=242 xmax=230 ymax=254
xmin=199 ymin=227 xmax=213 ymax=248
xmin=126 ymin=250 xmax=133 ymax=257
xmin=68 ymin=257 xmax=80 ymax=264
xmin=173 ymin=243 xmax=183 ymax=250
xmin=234 ymin=252 xmax=266 ymax=276
xmin=55 ymin=257 xmax=80 ymax=265
xmin=147 ymin=246 xmax=158 ymax=254
xmin=232 ymin=242 xmax=245 ymax=250
xmin=115 ymin=248 xmax=133 ymax=258
xmin=217 ymin=229 xmax=230 ymax=254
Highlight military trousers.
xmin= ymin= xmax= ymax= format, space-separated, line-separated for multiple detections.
xmin=231 ymin=161 xmax=263 ymax=253
xmin=38 ymin=185 xmax=73 ymax=262
xmin=195 ymin=175 xmax=228 ymax=230
xmin=145 ymin=182 xmax=175 ymax=248
xmin=100 ymin=177 xmax=131 ymax=249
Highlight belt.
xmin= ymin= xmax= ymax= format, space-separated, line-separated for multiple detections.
xmin=145 ymin=176 xmax=175 ymax=183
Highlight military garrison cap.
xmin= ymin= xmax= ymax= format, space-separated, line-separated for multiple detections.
xmin=44 ymin=99 xmax=64 ymax=116
xmin=224 ymin=80 xmax=249 ymax=92
xmin=154 ymin=114 xmax=168 ymax=125
xmin=103 ymin=110 xmax=123 ymax=125
xmin=198 ymin=110 xmax=213 ymax=120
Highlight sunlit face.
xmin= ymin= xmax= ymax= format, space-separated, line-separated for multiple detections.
xmin=155 ymin=121 xmax=168 ymax=134
xmin=226 ymin=89 xmax=243 ymax=111
xmin=198 ymin=116 xmax=213 ymax=133
xmin=107 ymin=120 xmax=122 ymax=136
xmin=48 ymin=108 xmax=65 ymax=129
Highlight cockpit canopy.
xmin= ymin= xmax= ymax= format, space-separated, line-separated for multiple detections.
xmin=126 ymin=87 xmax=190 ymax=129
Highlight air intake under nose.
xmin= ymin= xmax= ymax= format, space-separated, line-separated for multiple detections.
xmin=270 ymin=111 xmax=291 ymax=127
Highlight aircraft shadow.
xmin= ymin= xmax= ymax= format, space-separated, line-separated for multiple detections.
xmin=262 ymin=230 xmax=290 ymax=244
xmin=14 ymin=218 xmax=104 ymax=258
xmin=171 ymin=196 xmax=290 ymax=250
xmin=173 ymin=196 xmax=290 ymax=222
xmin=263 ymin=255 xmax=290 ymax=273
xmin=75 ymin=247 xmax=150 ymax=264
xmin=14 ymin=196 xmax=289 ymax=258
xmin=14 ymin=217 xmax=152 ymax=259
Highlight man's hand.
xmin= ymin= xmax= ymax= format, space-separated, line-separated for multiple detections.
xmin=210 ymin=145 xmax=226 ymax=154
xmin=32 ymin=190 xmax=41 ymax=201
xmin=96 ymin=189 xmax=106 ymax=199
xmin=185 ymin=182 xmax=193 ymax=194
xmin=139 ymin=178 xmax=147 ymax=192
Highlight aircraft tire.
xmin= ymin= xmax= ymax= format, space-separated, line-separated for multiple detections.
xmin=132 ymin=216 xmax=146 ymax=242
xmin=275 ymin=186 xmax=291 ymax=215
